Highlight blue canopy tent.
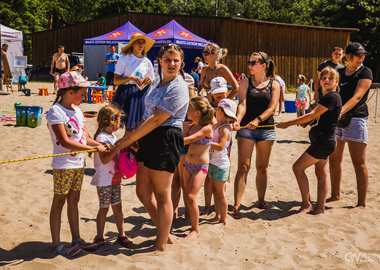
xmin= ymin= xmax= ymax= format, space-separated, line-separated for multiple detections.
xmin=145 ymin=20 xmax=210 ymax=73
xmin=83 ymin=22 xmax=145 ymax=81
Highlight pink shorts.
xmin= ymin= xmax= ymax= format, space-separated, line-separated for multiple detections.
xmin=184 ymin=160 xmax=208 ymax=174
xmin=296 ymin=100 xmax=307 ymax=107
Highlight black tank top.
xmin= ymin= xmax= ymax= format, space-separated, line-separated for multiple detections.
xmin=240 ymin=77 xmax=274 ymax=129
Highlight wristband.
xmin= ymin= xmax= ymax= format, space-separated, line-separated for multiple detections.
xmin=257 ymin=116 xmax=263 ymax=123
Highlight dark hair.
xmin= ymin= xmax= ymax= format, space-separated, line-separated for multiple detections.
xmin=2 ymin=44 xmax=9 ymax=48
xmin=58 ymin=45 xmax=64 ymax=49
xmin=157 ymin=44 xmax=185 ymax=83
xmin=110 ymin=45 xmax=115 ymax=49
xmin=53 ymin=86 xmax=82 ymax=105
xmin=251 ymin=52 xmax=275 ymax=78
xmin=297 ymin=74 xmax=306 ymax=85
xmin=97 ymin=72 xmax=102 ymax=78
xmin=189 ymin=96 xmax=214 ymax=126
xmin=191 ymin=68 xmax=196 ymax=72
xmin=333 ymin=47 xmax=343 ymax=52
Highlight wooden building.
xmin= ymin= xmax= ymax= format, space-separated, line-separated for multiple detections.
xmin=28 ymin=12 xmax=357 ymax=86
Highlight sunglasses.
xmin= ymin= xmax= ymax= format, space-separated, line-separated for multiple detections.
xmin=203 ymin=51 xmax=215 ymax=56
xmin=247 ymin=60 xmax=258 ymax=66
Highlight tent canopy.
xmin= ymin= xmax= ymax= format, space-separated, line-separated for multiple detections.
xmin=84 ymin=22 xmax=145 ymax=45
xmin=146 ymin=20 xmax=209 ymax=48
xmin=1 ymin=24 xmax=23 ymax=42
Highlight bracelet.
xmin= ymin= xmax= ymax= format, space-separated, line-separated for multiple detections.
xmin=257 ymin=116 xmax=263 ymax=123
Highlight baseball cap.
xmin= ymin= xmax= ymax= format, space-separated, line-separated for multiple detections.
xmin=218 ymin=98 xmax=237 ymax=121
xmin=119 ymin=149 xmax=138 ymax=179
xmin=184 ymin=73 xmax=195 ymax=89
xmin=346 ymin=42 xmax=368 ymax=55
xmin=58 ymin=71 xmax=91 ymax=89
xmin=209 ymin=77 xmax=228 ymax=94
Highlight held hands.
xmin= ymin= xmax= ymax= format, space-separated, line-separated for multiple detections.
xmin=95 ymin=144 xmax=109 ymax=152
xmin=276 ymin=122 xmax=291 ymax=129
xmin=232 ymin=122 xmax=241 ymax=131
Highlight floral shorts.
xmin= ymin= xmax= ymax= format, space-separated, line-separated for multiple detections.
xmin=208 ymin=163 xmax=229 ymax=181
xmin=96 ymin=184 xmax=121 ymax=208
xmin=53 ymin=168 xmax=84 ymax=195
xmin=296 ymin=99 xmax=307 ymax=107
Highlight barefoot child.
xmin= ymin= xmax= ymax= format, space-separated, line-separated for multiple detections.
xmin=91 ymin=105 xmax=133 ymax=251
xmin=46 ymin=71 xmax=107 ymax=256
xmin=295 ymin=74 xmax=312 ymax=118
xmin=277 ymin=67 xmax=342 ymax=214
xmin=208 ymin=99 xmax=237 ymax=226
xmin=183 ymin=96 xmax=214 ymax=238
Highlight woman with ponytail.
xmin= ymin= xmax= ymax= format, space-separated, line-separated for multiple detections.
xmin=198 ymin=43 xmax=239 ymax=102
xmin=231 ymin=52 xmax=280 ymax=217
xmin=116 ymin=44 xmax=189 ymax=252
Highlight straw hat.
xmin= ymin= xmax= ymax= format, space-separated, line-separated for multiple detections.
xmin=122 ymin=34 xmax=155 ymax=54
xmin=69 ymin=65 xmax=83 ymax=73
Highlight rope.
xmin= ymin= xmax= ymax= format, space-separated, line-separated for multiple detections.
xmin=0 ymin=149 xmax=98 ymax=164
xmin=366 ymin=88 xmax=378 ymax=104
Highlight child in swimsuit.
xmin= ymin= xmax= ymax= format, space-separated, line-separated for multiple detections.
xmin=183 ymin=96 xmax=214 ymax=238
xmin=295 ymin=74 xmax=312 ymax=118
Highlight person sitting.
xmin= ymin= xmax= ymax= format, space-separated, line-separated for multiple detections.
xmin=96 ymin=73 xmax=106 ymax=86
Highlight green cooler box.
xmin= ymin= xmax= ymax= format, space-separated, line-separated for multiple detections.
xmin=27 ymin=106 xmax=43 ymax=127
xmin=15 ymin=105 xmax=28 ymax=126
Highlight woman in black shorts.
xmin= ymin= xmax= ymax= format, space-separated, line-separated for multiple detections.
xmin=277 ymin=67 xmax=342 ymax=214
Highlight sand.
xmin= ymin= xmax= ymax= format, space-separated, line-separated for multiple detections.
xmin=0 ymin=82 xmax=380 ymax=269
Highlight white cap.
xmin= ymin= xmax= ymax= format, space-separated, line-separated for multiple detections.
xmin=184 ymin=73 xmax=195 ymax=89
xmin=209 ymin=77 xmax=228 ymax=94
xmin=218 ymin=98 xmax=237 ymax=121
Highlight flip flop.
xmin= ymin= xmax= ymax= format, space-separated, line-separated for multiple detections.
xmin=116 ymin=236 xmax=133 ymax=249
xmin=72 ymin=238 xmax=98 ymax=251
xmin=231 ymin=206 xmax=240 ymax=219
xmin=94 ymin=237 xmax=108 ymax=251
xmin=52 ymin=243 xmax=81 ymax=257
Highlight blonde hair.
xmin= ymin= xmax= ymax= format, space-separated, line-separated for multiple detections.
xmin=189 ymin=96 xmax=214 ymax=126
xmin=205 ymin=43 xmax=228 ymax=60
xmin=319 ymin=67 xmax=340 ymax=91
xmin=94 ymin=104 xmax=121 ymax=141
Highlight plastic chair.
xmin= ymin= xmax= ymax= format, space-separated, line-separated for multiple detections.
xmin=108 ymin=90 xmax=115 ymax=102
xmin=92 ymin=93 xmax=104 ymax=104
xmin=38 ymin=88 xmax=49 ymax=96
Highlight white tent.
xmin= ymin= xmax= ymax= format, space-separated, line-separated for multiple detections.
xmin=1 ymin=24 xmax=24 ymax=82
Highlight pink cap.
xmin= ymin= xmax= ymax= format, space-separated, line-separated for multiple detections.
xmin=119 ymin=149 xmax=138 ymax=179
xmin=58 ymin=71 xmax=91 ymax=89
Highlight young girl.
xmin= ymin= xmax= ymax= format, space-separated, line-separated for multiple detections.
xmin=277 ymin=67 xmax=342 ymax=214
xmin=91 ymin=105 xmax=133 ymax=251
xmin=183 ymin=96 xmax=214 ymax=238
xmin=208 ymin=99 xmax=237 ymax=226
xmin=295 ymin=74 xmax=312 ymax=118
xmin=46 ymin=71 xmax=107 ymax=256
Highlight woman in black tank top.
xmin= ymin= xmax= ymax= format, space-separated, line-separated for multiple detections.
xmin=231 ymin=52 xmax=280 ymax=217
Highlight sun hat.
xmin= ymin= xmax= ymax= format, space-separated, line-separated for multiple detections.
xmin=58 ymin=71 xmax=91 ymax=89
xmin=119 ymin=149 xmax=138 ymax=179
xmin=218 ymin=98 xmax=237 ymax=121
xmin=69 ymin=65 xmax=83 ymax=73
xmin=346 ymin=42 xmax=368 ymax=55
xmin=209 ymin=77 xmax=228 ymax=94
xmin=122 ymin=33 xmax=155 ymax=54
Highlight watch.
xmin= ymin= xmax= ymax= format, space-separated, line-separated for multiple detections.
xmin=257 ymin=116 xmax=263 ymax=123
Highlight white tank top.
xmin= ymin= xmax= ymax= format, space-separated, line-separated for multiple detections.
xmin=209 ymin=123 xmax=231 ymax=169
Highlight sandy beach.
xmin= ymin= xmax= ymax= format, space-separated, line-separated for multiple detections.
xmin=0 ymin=82 xmax=379 ymax=269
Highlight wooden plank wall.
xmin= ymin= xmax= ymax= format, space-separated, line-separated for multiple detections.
xmin=30 ymin=13 xmax=354 ymax=86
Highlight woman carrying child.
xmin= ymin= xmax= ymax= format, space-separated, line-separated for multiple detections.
xmin=116 ymin=44 xmax=189 ymax=252
xmin=208 ymin=98 xmax=237 ymax=226
xmin=295 ymin=74 xmax=312 ymax=118
xmin=183 ymin=96 xmax=214 ymax=238
xmin=46 ymin=71 xmax=107 ymax=256
xmin=277 ymin=67 xmax=342 ymax=214
xmin=91 ymin=105 xmax=133 ymax=251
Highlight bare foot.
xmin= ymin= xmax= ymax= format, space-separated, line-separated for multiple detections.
xmin=138 ymin=245 xmax=166 ymax=253
xmin=186 ymin=230 xmax=200 ymax=239
xmin=354 ymin=205 xmax=365 ymax=210
xmin=213 ymin=221 xmax=226 ymax=227
xmin=153 ymin=235 xmax=174 ymax=244
xmin=231 ymin=205 xmax=240 ymax=219
xmin=296 ymin=204 xmax=313 ymax=214
xmin=208 ymin=216 xmax=220 ymax=223
xmin=310 ymin=208 xmax=325 ymax=215
xmin=326 ymin=196 xmax=340 ymax=202
xmin=200 ymin=207 xmax=210 ymax=216
xmin=258 ymin=200 xmax=270 ymax=209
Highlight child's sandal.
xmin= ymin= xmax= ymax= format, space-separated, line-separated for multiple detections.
xmin=94 ymin=237 xmax=108 ymax=251
xmin=116 ymin=236 xmax=133 ymax=249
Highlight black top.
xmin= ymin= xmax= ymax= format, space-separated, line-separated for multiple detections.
xmin=310 ymin=91 xmax=342 ymax=136
xmin=338 ymin=65 xmax=373 ymax=118
xmin=317 ymin=60 xmax=344 ymax=72
xmin=240 ymin=78 xmax=274 ymax=129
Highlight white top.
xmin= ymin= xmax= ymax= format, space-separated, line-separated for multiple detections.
xmin=275 ymin=76 xmax=286 ymax=91
xmin=197 ymin=62 xmax=204 ymax=74
xmin=209 ymin=123 xmax=231 ymax=169
xmin=46 ymin=103 xmax=86 ymax=169
xmin=114 ymin=54 xmax=154 ymax=85
xmin=91 ymin=132 xmax=121 ymax=187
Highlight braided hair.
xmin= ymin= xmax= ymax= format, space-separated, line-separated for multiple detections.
xmin=156 ymin=44 xmax=185 ymax=84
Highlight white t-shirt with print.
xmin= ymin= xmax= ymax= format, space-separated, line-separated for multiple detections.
xmin=91 ymin=132 xmax=121 ymax=187
xmin=197 ymin=62 xmax=204 ymax=74
xmin=114 ymin=54 xmax=154 ymax=85
xmin=46 ymin=103 xmax=86 ymax=169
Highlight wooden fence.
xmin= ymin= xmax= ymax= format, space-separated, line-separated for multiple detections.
xmin=28 ymin=12 xmax=357 ymax=86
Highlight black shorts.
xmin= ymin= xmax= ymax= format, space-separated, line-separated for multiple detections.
xmin=54 ymin=68 xmax=66 ymax=75
xmin=306 ymin=131 xmax=336 ymax=160
xmin=106 ymin=72 xmax=115 ymax=86
xmin=136 ymin=126 xmax=183 ymax=173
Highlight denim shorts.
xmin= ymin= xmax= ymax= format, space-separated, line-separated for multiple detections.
xmin=236 ymin=128 xmax=276 ymax=142
xmin=335 ymin=117 xmax=368 ymax=144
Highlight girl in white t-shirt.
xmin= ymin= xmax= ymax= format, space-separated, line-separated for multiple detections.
xmin=91 ymin=105 xmax=133 ymax=251
xmin=46 ymin=71 xmax=107 ymax=257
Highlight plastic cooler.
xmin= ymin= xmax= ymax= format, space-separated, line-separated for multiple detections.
xmin=284 ymin=100 xmax=297 ymax=113
xmin=15 ymin=105 xmax=28 ymax=126
xmin=27 ymin=106 xmax=43 ymax=127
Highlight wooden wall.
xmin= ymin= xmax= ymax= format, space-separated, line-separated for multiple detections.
xmin=29 ymin=12 xmax=356 ymax=86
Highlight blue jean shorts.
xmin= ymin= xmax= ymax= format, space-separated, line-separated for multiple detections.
xmin=335 ymin=117 xmax=368 ymax=144
xmin=236 ymin=128 xmax=276 ymax=142
xmin=208 ymin=163 xmax=229 ymax=181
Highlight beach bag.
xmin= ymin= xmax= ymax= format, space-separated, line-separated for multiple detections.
xmin=119 ymin=148 xmax=138 ymax=179
xmin=337 ymin=113 xmax=352 ymax=128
